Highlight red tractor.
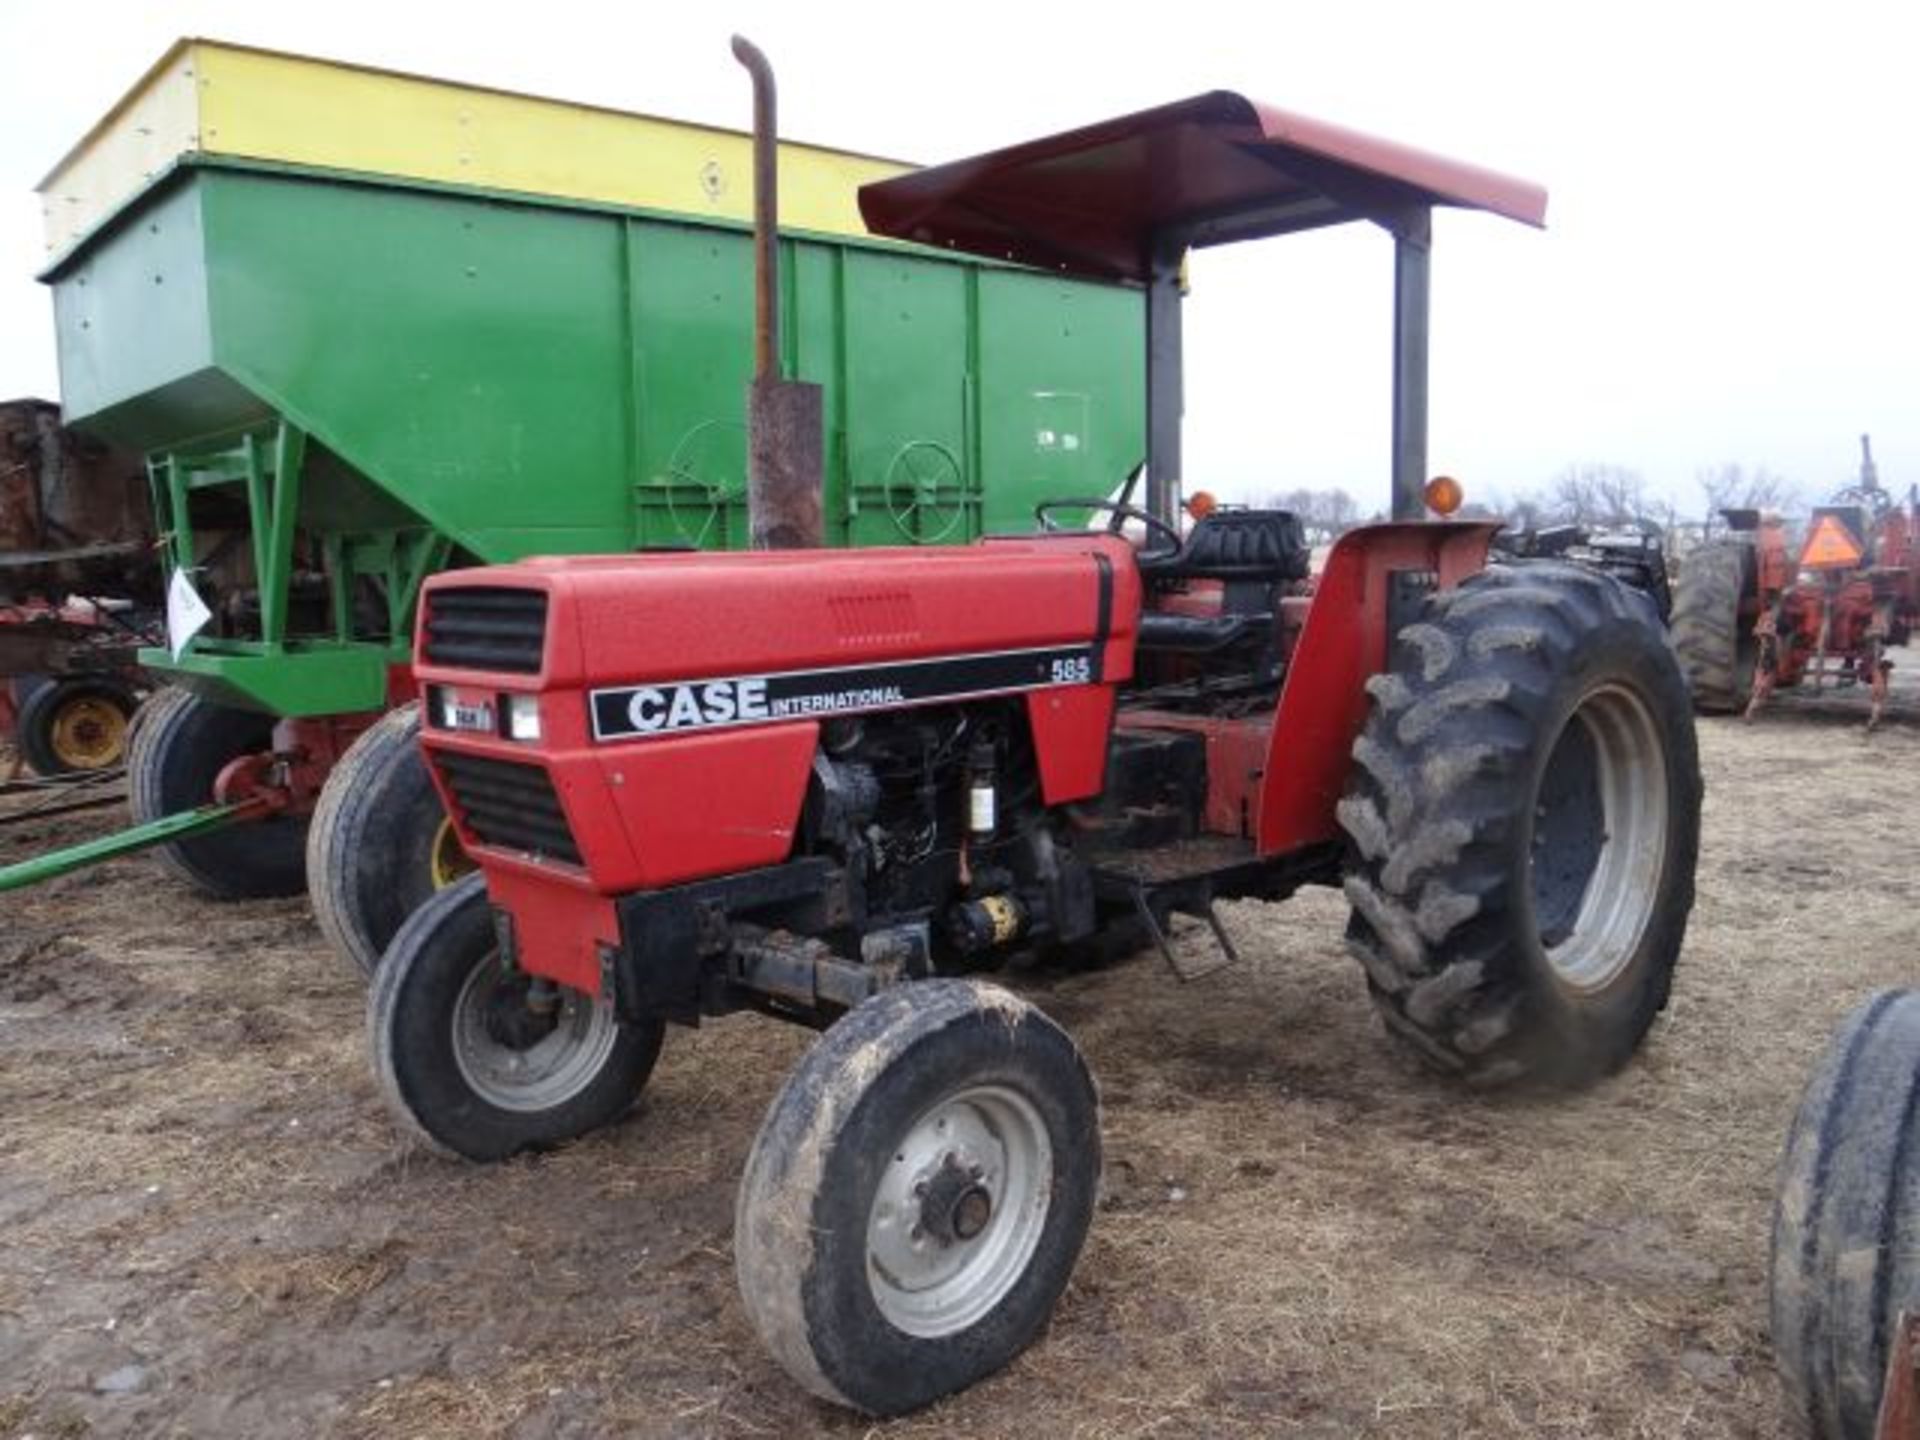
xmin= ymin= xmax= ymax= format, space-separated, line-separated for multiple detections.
xmin=1674 ymin=436 xmax=1918 ymax=728
xmin=371 ymin=90 xmax=1702 ymax=1414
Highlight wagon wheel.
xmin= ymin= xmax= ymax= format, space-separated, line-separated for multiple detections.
xmin=659 ymin=420 xmax=748 ymax=549
xmin=883 ymin=441 xmax=968 ymax=544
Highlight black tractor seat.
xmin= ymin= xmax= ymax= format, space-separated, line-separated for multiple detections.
xmin=1133 ymin=509 xmax=1308 ymax=655
xmin=1138 ymin=508 xmax=1311 ymax=584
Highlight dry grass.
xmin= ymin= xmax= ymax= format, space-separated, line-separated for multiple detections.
xmin=3 ymin=682 xmax=1918 ymax=1437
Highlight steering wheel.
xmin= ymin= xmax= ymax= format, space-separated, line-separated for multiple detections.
xmin=1034 ymin=497 xmax=1183 ymax=565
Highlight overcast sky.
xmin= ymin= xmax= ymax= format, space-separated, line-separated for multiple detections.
xmin=2 ymin=0 xmax=1915 ymax=516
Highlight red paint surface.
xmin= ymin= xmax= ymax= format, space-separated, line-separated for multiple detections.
xmin=861 ymin=92 xmax=1546 ymax=282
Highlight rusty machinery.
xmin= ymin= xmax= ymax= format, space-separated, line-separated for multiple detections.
xmin=1674 ymin=436 xmax=1918 ymax=728
xmin=0 ymin=399 xmax=157 ymax=777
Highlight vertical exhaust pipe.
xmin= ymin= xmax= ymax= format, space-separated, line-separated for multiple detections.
xmin=732 ymin=35 xmax=823 ymax=550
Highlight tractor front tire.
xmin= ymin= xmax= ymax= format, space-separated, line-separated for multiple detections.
xmin=369 ymin=873 xmax=664 ymax=1161
xmin=1771 ymin=989 xmax=1920 ymax=1440
xmin=1672 ymin=539 xmax=1755 ymax=712
xmin=17 ymin=674 xmax=138 ymax=775
xmin=1338 ymin=562 xmax=1700 ymax=1089
xmin=308 ymin=703 xmax=468 ymax=979
xmin=735 ymin=980 xmax=1100 ymax=1415
xmin=126 ymin=687 xmax=309 ymax=899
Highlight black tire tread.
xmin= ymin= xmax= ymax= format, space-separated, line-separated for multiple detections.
xmin=1337 ymin=561 xmax=1699 ymax=1088
xmin=1770 ymin=989 xmax=1920 ymax=1440
xmin=125 ymin=687 xmax=308 ymax=899
xmin=307 ymin=703 xmax=440 ymax=979
xmin=735 ymin=980 xmax=1099 ymax=1415
xmin=368 ymin=872 xmax=663 ymax=1162
xmin=1671 ymin=540 xmax=1748 ymax=712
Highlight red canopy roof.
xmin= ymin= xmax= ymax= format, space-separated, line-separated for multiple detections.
xmin=860 ymin=91 xmax=1547 ymax=283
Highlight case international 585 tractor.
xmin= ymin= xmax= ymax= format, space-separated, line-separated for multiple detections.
xmin=372 ymin=69 xmax=1703 ymax=1415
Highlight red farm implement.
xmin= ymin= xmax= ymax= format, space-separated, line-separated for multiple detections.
xmin=1675 ymin=436 xmax=1918 ymax=728
xmin=0 ymin=398 xmax=157 ymax=777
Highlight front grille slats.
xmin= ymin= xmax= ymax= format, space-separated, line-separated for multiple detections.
xmin=436 ymin=752 xmax=581 ymax=866
xmin=423 ymin=587 xmax=548 ymax=674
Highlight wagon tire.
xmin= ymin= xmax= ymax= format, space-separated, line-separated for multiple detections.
xmin=309 ymin=703 xmax=468 ymax=979
xmin=1672 ymin=539 xmax=1755 ymax=712
xmin=369 ymin=872 xmax=664 ymax=1162
xmin=18 ymin=674 xmax=138 ymax=775
xmin=1771 ymin=989 xmax=1920 ymax=1440
xmin=1338 ymin=562 xmax=1700 ymax=1089
xmin=735 ymin=980 xmax=1099 ymax=1415
xmin=126 ymin=687 xmax=308 ymax=898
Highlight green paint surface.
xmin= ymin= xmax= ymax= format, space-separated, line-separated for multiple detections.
xmin=50 ymin=160 xmax=1145 ymax=714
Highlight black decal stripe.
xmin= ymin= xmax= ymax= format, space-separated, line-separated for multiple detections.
xmin=1090 ymin=552 xmax=1113 ymax=684
xmin=590 ymin=643 xmax=1101 ymax=742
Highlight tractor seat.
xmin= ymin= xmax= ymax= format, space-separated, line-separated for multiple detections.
xmin=1141 ymin=509 xmax=1311 ymax=584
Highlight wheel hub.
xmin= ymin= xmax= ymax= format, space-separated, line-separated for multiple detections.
xmin=51 ymin=697 xmax=128 ymax=769
xmin=481 ymin=978 xmax=562 ymax=1050
xmin=919 ymin=1154 xmax=994 ymax=1244
xmin=865 ymin=1085 xmax=1052 ymax=1339
xmin=1532 ymin=683 xmax=1669 ymax=992
xmin=450 ymin=956 xmax=621 ymax=1113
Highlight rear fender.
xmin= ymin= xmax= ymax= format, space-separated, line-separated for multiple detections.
xmin=1257 ymin=521 xmax=1497 ymax=855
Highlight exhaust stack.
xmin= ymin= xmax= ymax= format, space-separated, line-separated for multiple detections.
xmin=732 ymin=35 xmax=824 ymax=550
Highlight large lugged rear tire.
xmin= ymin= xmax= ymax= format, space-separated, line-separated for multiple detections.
xmin=736 ymin=980 xmax=1100 ymax=1415
xmin=308 ymin=704 xmax=466 ymax=979
xmin=126 ymin=687 xmax=309 ymax=899
xmin=1671 ymin=539 xmax=1754 ymax=713
xmin=1338 ymin=562 xmax=1701 ymax=1089
xmin=1771 ymin=989 xmax=1920 ymax=1440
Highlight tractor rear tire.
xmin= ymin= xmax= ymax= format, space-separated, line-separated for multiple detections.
xmin=1672 ymin=539 xmax=1755 ymax=712
xmin=126 ymin=687 xmax=309 ymax=899
xmin=1771 ymin=989 xmax=1920 ymax=1440
xmin=369 ymin=873 xmax=665 ymax=1161
xmin=1337 ymin=562 xmax=1700 ymax=1089
xmin=308 ymin=704 xmax=467 ymax=979
xmin=736 ymin=980 xmax=1099 ymax=1415
xmin=17 ymin=674 xmax=138 ymax=775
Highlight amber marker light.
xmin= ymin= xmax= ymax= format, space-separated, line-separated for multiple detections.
xmin=1185 ymin=489 xmax=1219 ymax=520
xmin=1423 ymin=474 xmax=1464 ymax=516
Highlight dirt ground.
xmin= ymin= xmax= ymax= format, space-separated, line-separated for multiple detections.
xmin=3 ymin=678 xmax=1918 ymax=1439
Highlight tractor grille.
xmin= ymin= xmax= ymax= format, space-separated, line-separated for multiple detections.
xmin=435 ymin=752 xmax=582 ymax=866
xmin=422 ymin=588 xmax=548 ymax=674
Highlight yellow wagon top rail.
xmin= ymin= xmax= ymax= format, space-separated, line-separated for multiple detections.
xmin=37 ymin=38 xmax=915 ymax=262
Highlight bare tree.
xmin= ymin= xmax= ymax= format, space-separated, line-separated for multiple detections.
xmin=1548 ymin=464 xmax=1648 ymax=526
xmin=1696 ymin=463 xmax=1801 ymax=536
xmin=1267 ymin=485 xmax=1362 ymax=544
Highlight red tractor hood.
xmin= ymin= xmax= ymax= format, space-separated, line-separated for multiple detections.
xmin=417 ymin=534 xmax=1141 ymax=698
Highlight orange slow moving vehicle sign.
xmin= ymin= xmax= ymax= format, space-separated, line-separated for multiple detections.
xmin=1800 ymin=513 xmax=1865 ymax=570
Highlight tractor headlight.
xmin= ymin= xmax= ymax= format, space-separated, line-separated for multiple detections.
xmin=427 ymin=684 xmax=457 ymax=730
xmin=502 ymin=692 xmax=542 ymax=742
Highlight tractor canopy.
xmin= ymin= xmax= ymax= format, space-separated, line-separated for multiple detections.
xmin=860 ymin=91 xmax=1547 ymax=527
xmin=857 ymin=90 xmax=1546 ymax=283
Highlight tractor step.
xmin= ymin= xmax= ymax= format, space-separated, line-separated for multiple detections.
xmin=1091 ymin=836 xmax=1256 ymax=983
xmin=1128 ymin=890 xmax=1242 ymax=983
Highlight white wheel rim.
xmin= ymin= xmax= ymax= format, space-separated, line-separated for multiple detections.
xmin=865 ymin=1084 xmax=1053 ymax=1338
xmin=1534 ymin=682 xmax=1670 ymax=992
xmin=451 ymin=954 xmax=620 ymax=1113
